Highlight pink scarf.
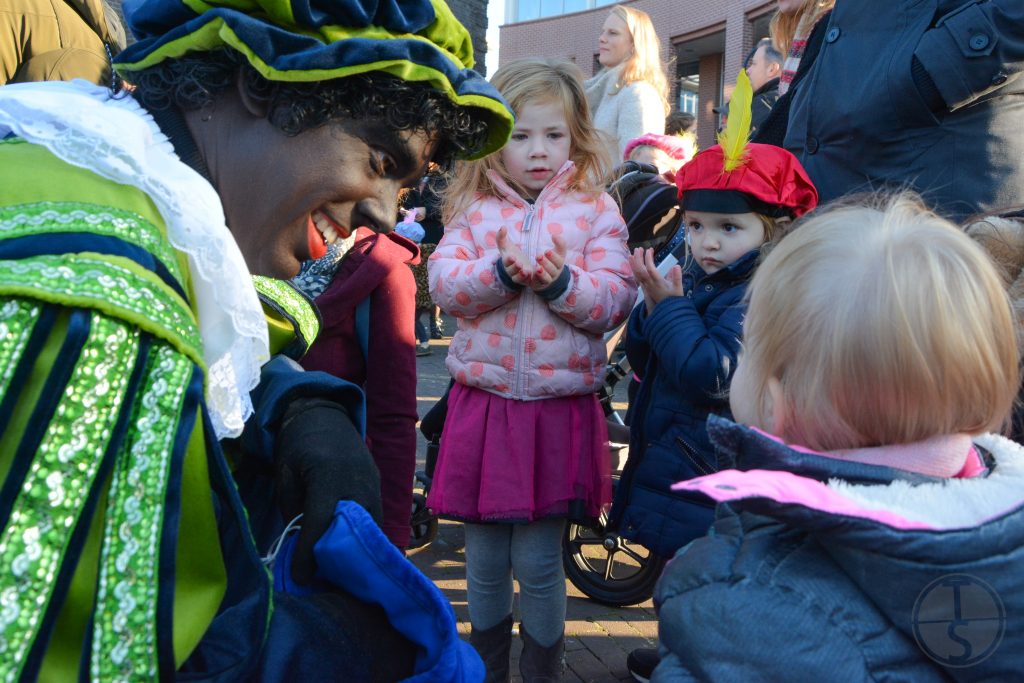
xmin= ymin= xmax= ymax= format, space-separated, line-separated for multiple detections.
xmin=778 ymin=10 xmax=826 ymax=96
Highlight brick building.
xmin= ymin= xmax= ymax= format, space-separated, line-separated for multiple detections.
xmin=447 ymin=0 xmax=491 ymax=75
xmin=499 ymin=0 xmax=776 ymax=149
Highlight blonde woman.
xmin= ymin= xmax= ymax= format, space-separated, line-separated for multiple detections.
xmin=585 ymin=5 xmax=669 ymax=161
xmin=770 ymin=0 xmax=834 ymax=95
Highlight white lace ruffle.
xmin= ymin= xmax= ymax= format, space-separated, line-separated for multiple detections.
xmin=0 ymin=80 xmax=269 ymax=439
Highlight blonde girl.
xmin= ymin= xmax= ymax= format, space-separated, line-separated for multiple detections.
xmin=586 ymin=5 xmax=670 ymax=159
xmin=653 ymin=193 xmax=1024 ymax=679
xmin=428 ymin=58 xmax=636 ymax=682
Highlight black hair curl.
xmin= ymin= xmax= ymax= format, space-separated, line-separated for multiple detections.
xmin=125 ymin=48 xmax=491 ymax=169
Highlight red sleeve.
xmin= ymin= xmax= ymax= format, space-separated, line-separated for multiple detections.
xmin=364 ymin=261 xmax=419 ymax=549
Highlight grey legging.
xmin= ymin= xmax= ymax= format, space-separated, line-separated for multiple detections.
xmin=463 ymin=519 xmax=567 ymax=647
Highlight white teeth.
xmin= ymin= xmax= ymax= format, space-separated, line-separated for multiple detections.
xmin=313 ymin=211 xmax=342 ymax=245
xmin=322 ymin=223 xmax=339 ymax=244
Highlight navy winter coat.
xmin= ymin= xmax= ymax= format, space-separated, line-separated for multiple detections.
xmin=654 ymin=416 xmax=1024 ymax=681
xmin=608 ymin=251 xmax=756 ymax=558
xmin=785 ymin=0 xmax=1024 ymax=220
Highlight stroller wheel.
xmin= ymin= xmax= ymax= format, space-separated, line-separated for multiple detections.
xmin=562 ymin=483 xmax=666 ymax=606
xmin=408 ymin=492 xmax=438 ymax=553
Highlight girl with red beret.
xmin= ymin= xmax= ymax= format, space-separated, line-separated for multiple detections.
xmin=610 ymin=72 xmax=819 ymax=564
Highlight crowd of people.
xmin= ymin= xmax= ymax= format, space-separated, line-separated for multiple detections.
xmin=0 ymin=0 xmax=1022 ymax=681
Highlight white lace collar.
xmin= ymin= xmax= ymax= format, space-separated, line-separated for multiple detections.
xmin=0 ymin=80 xmax=269 ymax=439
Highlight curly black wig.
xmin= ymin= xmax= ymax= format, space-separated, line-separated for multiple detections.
xmin=125 ymin=49 xmax=491 ymax=169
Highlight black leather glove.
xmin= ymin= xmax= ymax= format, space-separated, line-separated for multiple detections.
xmin=275 ymin=397 xmax=382 ymax=584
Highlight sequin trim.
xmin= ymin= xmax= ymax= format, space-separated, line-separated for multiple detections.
xmin=0 ymin=313 xmax=138 ymax=682
xmin=0 ymin=254 xmax=201 ymax=366
xmin=0 ymin=202 xmax=184 ymax=284
xmin=91 ymin=343 xmax=191 ymax=681
xmin=0 ymin=299 xmax=41 ymax=399
xmin=252 ymin=275 xmax=321 ymax=350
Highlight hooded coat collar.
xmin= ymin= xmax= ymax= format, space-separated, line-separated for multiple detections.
xmin=485 ymin=160 xmax=576 ymax=208
xmin=681 ymin=417 xmax=1024 ymax=674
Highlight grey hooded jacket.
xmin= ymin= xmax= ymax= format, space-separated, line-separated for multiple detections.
xmin=653 ymin=416 xmax=1024 ymax=681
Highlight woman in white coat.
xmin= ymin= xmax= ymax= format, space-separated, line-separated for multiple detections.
xmin=585 ymin=5 xmax=669 ymax=161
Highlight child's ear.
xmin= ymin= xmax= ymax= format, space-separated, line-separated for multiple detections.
xmin=771 ymin=216 xmax=793 ymax=240
xmin=765 ymin=376 xmax=788 ymax=436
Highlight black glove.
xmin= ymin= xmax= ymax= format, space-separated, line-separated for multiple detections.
xmin=274 ymin=397 xmax=382 ymax=584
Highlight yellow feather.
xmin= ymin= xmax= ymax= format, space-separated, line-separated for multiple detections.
xmin=717 ymin=69 xmax=754 ymax=172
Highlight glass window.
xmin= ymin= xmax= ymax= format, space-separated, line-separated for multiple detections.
xmin=677 ymin=61 xmax=700 ymax=115
xmin=516 ymin=0 xmax=541 ymax=21
xmin=510 ymin=0 xmax=617 ymax=23
xmin=540 ymin=0 xmax=562 ymax=18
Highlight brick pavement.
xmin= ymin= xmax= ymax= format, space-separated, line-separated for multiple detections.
xmin=410 ymin=320 xmax=657 ymax=682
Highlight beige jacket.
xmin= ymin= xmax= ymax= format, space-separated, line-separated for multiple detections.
xmin=585 ymin=64 xmax=666 ymax=161
xmin=0 ymin=0 xmax=125 ymax=85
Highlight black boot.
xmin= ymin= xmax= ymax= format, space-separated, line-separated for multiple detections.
xmin=519 ymin=624 xmax=564 ymax=683
xmin=470 ymin=615 xmax=513 ymax=683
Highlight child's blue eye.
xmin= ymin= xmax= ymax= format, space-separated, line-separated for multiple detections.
xmin=688 ymin=223 xmax=703 ymax=232
xmin=511 ymin=133 xmax=527 ymax=141
xmin=723 ymin=224 xmax=739 ymax=233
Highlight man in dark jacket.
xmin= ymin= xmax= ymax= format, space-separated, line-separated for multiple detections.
xmin=783 ymin=1 xmax=1024 ymax=220
xmin=715 ymin=38 xmax=781 ymax=136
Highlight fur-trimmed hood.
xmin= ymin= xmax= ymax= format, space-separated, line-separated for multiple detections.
xmin=660 ymin=416 xmax=1024 ymax=678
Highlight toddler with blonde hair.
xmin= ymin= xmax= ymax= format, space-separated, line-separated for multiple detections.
xmin=651 ymin=193 xmax=1024 ymax=680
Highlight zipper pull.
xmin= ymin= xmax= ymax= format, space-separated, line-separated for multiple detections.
xmin=523 ymin=203 xmax=536 ymax=232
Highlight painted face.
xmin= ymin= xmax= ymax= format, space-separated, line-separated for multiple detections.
xmin=746 ymin=45 xmax=780 ymax=92
xmin=500 ymin=99 xmax=572 ymax=200
xmin=218 ymin=116 xmax=435 ymax=279
xmin=598 ymin=13 xmax=633 ymax=69
xmin=685 ymin=210 xmax=766 ymax=275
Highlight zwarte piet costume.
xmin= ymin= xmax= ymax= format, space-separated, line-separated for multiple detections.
xmin=0 ymin=0 xmax=513 ymax=679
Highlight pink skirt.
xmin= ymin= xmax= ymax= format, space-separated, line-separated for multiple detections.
xmin=428 ymin=383 xmax=612 ymax=523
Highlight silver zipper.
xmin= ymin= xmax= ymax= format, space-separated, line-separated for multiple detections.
xmin=523 ymin=203 xmax=536 ymax=232
xmin=512 ymin=202 xmax=538 ymax=397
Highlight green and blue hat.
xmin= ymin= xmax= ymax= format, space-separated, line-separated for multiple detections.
xmin=114 ymin=0 xmax=512 ymax=158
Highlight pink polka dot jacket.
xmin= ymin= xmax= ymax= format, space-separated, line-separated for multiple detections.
xmin=429 ymin=162 xmax=637 ymax=400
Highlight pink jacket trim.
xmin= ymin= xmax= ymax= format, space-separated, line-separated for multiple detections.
xmin=672 ymin=469 xmax=935 ymax=530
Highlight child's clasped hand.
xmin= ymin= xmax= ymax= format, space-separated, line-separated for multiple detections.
xmin=631 ymin=247 xmax=683 ymax=314
xmin=497 ymin=227 xmax=568 ymax=291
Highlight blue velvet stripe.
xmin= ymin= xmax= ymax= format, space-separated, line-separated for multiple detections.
xmin=155 ymin=363 xmax=204 ymax=680
xmin=20 ymin=336 xmax=152 ymax=683
xmin=116 ymin=11 xmax=502 ymax=103
xmin=0 ymin=304 xmax=55 ymax=442
xmin=0 ymin=233 xmax=187 ymax=302
xmin=0 ymin=308 xmax=90 ymax=530
xmin=176 ymin=409 xmax=272 ymax=680
xmin=123 ymin=0 xmax=439 ymax=41
xmin=288 ymin=0 xmax=436 ymax=32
